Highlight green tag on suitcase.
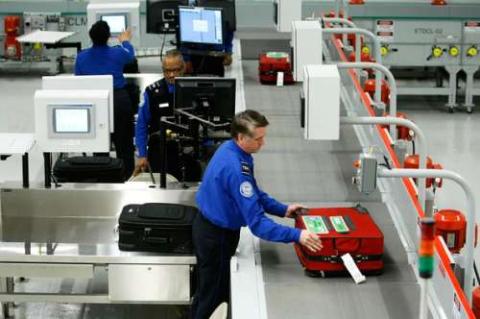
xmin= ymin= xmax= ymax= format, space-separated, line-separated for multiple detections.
xmin=330 ymin=216 xmax=350 ymax=233
xmin=302 ymin=216 xmax=329 ymax=234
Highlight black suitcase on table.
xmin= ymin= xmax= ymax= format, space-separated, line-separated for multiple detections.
xmin=53 ymin=156 xmax=125 ymax=183
xmin=118 ymin=203 xmax=197 ymax=254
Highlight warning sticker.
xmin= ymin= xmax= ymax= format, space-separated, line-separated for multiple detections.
xmin=376 ymin=20 xmax=395 ymax=42
xmin=465 ymin=21 xmax=480 ymax=33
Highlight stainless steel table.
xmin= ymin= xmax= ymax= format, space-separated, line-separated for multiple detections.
xmin=0 ymin=184 xmax=197 ymax=316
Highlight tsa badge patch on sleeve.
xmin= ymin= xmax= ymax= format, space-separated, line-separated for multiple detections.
xmin=240 ymin=181 xmax=254 ymax=198
xmin=241 ymin=161 xmax=251 ymax=176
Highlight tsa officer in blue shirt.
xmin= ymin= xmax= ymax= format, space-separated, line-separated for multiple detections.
xmin=75 ymin=20 xmax=136 ymax=179
xmin=191 ymin=110 xmax=323 ymax=319
xmin=133 ymin=50 xmax=185 ymax=176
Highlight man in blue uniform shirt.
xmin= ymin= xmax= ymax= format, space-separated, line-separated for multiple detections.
xmin=133 ymin=50 xmax=185 ymax=176
xmin=75 ymin=20 xmax=136 ymax=178
xmin=192 ymin=110 xmax=323 ymax=319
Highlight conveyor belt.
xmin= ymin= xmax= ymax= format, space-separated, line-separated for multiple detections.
xmin=241 ymin=60 xmax=420 ymax=318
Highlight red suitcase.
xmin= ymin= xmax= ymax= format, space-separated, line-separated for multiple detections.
xmin=258 ymin=52 xmax=294 ymax=84
xmin=294 ymin=205 xmax=384 ymax=277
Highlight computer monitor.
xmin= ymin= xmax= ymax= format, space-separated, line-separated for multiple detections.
xmin=42 ymin=75 xmax=114 ymax=133
xmin=87 ymin=2 xmax=140 ymax=47
xmin=101 ymin=14 xmax=127 ymax=34
xmin=146 ymin=0 xmax=188 ymax=34
xmin=35 ymin=89 xmax=110 ymax=153
xmin=51 ymin=105 xmax=93 ymax=136
xmin=179 ymin=6 xmax=223 ymax=46
xmin=174 ymin=77 xmax=236 ymax=121
xmin=196 ymin=0 xmax=236 ymax=32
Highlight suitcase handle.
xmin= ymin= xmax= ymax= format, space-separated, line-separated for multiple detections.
xmin=333 ymin=238 xmax=362 ymax=254
xmin=143 ymin=228 xmax=170 ymax=244
xmin=144 ymin=235 xmax=169 ymax=244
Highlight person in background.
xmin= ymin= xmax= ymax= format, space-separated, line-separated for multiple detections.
xmin=191 ymin=109 xmax=323 ymax=318
xmin=133 ymin=50 xmax=185 ymax=177
xmin=75 ymin=20 xmax=135 ymax=179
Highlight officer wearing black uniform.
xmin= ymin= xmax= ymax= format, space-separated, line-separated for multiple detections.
xmin=75 ymin=21 xmax=135 ymax=179
xmin=191 ymin=110 xmax=323 ymax=318
xmin=134 ymin=50 xmax=185 ymax=177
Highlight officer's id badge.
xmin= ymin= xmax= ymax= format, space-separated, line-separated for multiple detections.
xmin=240 ymin=181 xmax=254 ymax=198
xmin=241 ymin=161 xmax=251 ymax=176
xmin=159 ymin=102 xmax=169 ymax=109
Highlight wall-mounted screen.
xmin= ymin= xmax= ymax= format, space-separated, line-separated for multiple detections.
xmin=101 ymin=14 xmax=127 ymax=34
xmin=48 ymin=104 xmax=95 ymax=139
xmin=35 ymin=89 xmax=110 ymax=153
xmin=53 ymin=106 xmax=91 ymax=134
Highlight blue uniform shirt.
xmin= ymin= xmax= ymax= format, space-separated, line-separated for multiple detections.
xmin=74 ymin=41 xmax=135 ymax=89
xmin=135 ymin=82 xmax=174 ymax=157
xmin=196 ymin=140 xmax=301 ymax=243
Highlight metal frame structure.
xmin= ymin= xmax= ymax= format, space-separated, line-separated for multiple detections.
xmin=0 ymin=184 xmax=197 ymax=316
xmin=327 ymin=31 xmax=475 ymax=317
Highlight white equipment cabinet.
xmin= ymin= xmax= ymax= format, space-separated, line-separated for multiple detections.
xmin=292 ymin=20 xmax=323 ymax=82
xmin=303 ymin=64 xmax=340 ymax=140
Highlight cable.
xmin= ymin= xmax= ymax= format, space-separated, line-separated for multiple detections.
xmin=411 ymin=140 xmax=416 ymax=155
xmin=474 ymin=261 xmax=480 ymax=286
xmin=383 ymin=155 xmax=392 ymax=170
xmin=50 ymin=173 xmax=60 ymax=188
xmin=160 ymin=32 xmax=167 ymax=62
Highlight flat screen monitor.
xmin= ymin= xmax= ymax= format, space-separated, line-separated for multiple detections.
xmin=52 ymin=106 xmax=92 ymax=135
xmin=101 ymin=14 xmax=127 ymax=34
xmin=87 ymin=2 xmax=140 ymax=47
xmin=196 ymin=0 xmax=236 ymax=32
xmin=42 ymin=75 xmax=114 ymax=133
xmin=174 ymin=77 xmax=235 ymax=121
xmin=35 ymin=89 xmax=110 ymax=153
xmin=179 ymin=6 xmax=223 ymax=45
xmin=146 ymin=0 xmax=188 ymax=34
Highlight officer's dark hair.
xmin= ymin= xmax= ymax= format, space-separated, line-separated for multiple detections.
xmin=89 ymin=21 xmax=110 ymax=46
xmin=231 ymin=110 xmax=269 ymax=139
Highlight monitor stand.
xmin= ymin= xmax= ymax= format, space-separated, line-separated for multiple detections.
xmin=183 ymin=49 xmax=225 ymax=77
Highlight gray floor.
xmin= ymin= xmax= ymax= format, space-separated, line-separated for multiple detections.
xmin=1 ymin=57 xmax=480 ymax=317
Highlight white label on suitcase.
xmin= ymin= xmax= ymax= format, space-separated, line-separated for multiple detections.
xmin=341 ymin=253 xmax=366 ymax=284
xmin=276 ymin=72 xmax=284 ymax=86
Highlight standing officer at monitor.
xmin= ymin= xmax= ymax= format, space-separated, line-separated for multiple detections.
xmin=133 ymin=50 xmax=185 ymax=176
xmin=75 ymin=20 xmax=136 ymax=179
xmin=191 ymin=109 xmax=323 ymax=319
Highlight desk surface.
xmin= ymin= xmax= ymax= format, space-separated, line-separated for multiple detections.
xmin=17 ymin=30 xmax=75 ymax=44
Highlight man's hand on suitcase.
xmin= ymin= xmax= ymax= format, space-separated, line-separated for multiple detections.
xmin=285 ymin=204 xmax=309 ymax=218
xmin=300 ymin=230 xmax=323 ymax=252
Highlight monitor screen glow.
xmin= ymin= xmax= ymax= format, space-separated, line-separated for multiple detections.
xmin=179 ymin=7 xmax=223 ymax=45
xmin=53 ymin=107 xmax=91 ymax=134
xmin=101 ymin=14 xmax=127 ymax=34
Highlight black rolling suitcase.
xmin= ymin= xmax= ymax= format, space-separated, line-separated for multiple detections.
xmin=53 ymin=156 xmax=125 ymax=183
xmin=118 ymin=203 xmax=198 ymax=254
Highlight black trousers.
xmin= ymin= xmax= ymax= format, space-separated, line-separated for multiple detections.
xmin=113 ymin=89 xmax=135 ymax=179
xmin=191 ymin=213 xmax=240 ymax=319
